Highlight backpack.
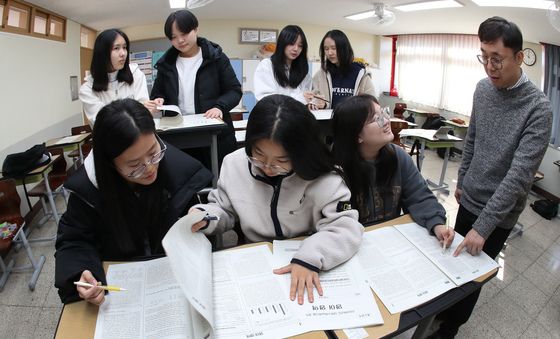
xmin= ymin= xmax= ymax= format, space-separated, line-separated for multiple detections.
xmin=530 ymin=199 xmax=559 ymax=220
xmin=2 ymin=143 xmax=51 ymax=179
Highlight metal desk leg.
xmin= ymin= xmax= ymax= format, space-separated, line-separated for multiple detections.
xmin=427 ymin=147 xmax=450 ymax=194
xmin=418 ymin=140 xmax=427 ymax=171
xmin=42 ymin=172 xmax=60 ymax=225
xmin=211 ymin=134 xmax=219 ymax=188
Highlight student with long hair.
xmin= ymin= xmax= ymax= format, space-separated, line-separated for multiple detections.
xmin=190 ymin=94 xmax=363 ymax=304
xmin=79 ymin=29 xmax=162 ymax=125
xmin=312 ymin=30 xmax=375 ymax=110
xmin=253 ymin=25 xmax=313 ymax=105
xmin=54 ymin=99 xmax=212 ymax=304
xmin=331 ymin=95 xmax=453 ymax=243
xmin=151 ymin=10 xmax=241 ymax=164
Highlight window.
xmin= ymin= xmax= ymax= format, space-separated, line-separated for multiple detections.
xmin=80 ymin=26 xmax=96 ymax=49
xmin=32 ymin=9 xmax=47 ymax=35
xmin=0 ymin=0 xmax=66 ymax=42
xmin=48 ymin=14 xmax=64 ymax=40
xmin=6 ymin=0 xmax=30 ymax=32
xmin=395 ymin=34 xmax=486 ymax=116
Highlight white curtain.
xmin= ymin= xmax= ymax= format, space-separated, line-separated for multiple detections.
xmin=396 ymin=34 xmax=486 ymax=116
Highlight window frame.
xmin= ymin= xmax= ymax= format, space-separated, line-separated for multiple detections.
xmin=0 ymin=0 xmax=66 ymax=42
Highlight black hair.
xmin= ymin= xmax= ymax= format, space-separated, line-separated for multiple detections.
xmin=164 ymin=10 xmax=198 ymax=39
xmin=90 ymin=29 xmax=133 ymax=92
xmin=244 ymin=94 xmax=334 ymax=180
xmin=270 ymin=25 xmax=309 ymax=88
xmin=332 ymin=94 xmax=397 ymax=219
xmin=92 ymin=98 xmax=166 ymax=255
xmin=478 ymin=16 xmax=523 ymax=54
xmin=319 ymin=30 xmax=355 ymax=76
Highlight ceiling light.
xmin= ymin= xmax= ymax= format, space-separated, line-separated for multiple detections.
xmin=169 ymin=0 xmax=186 ymax=8
xmin=345 ymin=10 xmax=376 ymax=21
xmin=394 ymin=0 xmax=463 ymax=12
xmin=471 ymin=0 xmax=555 ymax=10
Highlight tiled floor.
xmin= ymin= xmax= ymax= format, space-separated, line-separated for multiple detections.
xmin=1 ymin=149 xmax=559 ymax=338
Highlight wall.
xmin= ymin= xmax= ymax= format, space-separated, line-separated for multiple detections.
xmin=0 ymin=20 xmax=83 ymax=213
xmin=122 ymin=19 xmax=378 ymax=66
xmin=522 ymin=41 xmax=544 ymax=89
xmin=535 ymin=146 xmax=560 ymax=200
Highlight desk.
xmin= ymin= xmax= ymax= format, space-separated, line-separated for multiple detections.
xmin=334 ymin=215 xmax=498 ymax=339
xmin=54 ymin=260 xmax=328 ymax=339
xmin=399 ymin=130 xmax=462 ymax=194
xmin=406 ymin=108 xmax=439 ymax=128
xmin=154 ymin=117 xmax=227 ymax=188
xmin=46 ymin=133 xmax=91 ymax=165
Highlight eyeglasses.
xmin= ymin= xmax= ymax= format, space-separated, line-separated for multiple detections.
xmin=476 ymin=55 xmax=509 ymax=70
xmin=247 ymin=156 xmax=290 ymax=175
xmin=122 ymin=136 xmax=167 ymax=179
xmin=372 ymin=106 xmax=391 ymax=128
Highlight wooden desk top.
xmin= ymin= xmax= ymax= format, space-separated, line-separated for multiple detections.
xmin=444 ymin=120 xmax=469 ymax=128
xmin=27 ymin=154 xmax=60 ymax=176
xmin=46 ymin=133 xmax=91 ymax=148
xmin=407 ymin=108 xmax=439 ymax=115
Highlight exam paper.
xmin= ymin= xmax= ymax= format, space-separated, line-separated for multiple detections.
xmin=272 ymin=240 xmax=384 ymax=330
xmin=54 ymin=135 xmax=84 ymax=145
xmin=154 ymin=114 xmax=224 ymax=131
xmin=357 ymin=228 xmax=454 ymax=314
xmin=395 ymin=223 xmax=499 ymax=285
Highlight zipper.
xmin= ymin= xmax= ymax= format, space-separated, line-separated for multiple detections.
xmin=270 ymin=179 xmax=285 ymax=239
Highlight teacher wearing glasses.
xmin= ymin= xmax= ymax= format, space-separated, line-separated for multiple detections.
xmin=54 ymin=99 xmax=212 ymax=305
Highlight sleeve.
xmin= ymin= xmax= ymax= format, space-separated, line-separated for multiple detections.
xmin=150 ymin=65 xmax=168 ymax=102
xmin=54 ymin=194 xmax=106 ymax=304
xmin=457 ymin=93 xmax=477 ymax=189
xmin=78 ymin=81 xmax=105 ymax=125
xmin=472 ymin=102 xmax=552 ymax=239
xmin=213 ymin=53 xmax=243 ymax=113
xmin=191 ymin=156 xmax=239 ymax=235
xmin=359 ymin=73 xmax=376 ymax=97
xmin=132 ymin=67 xmax=150 ymax=103
xmin=292 ymin=73 xmax=312 ymax=104
xmin=312 ymin=70 xmax=331 ymax=109
xmin=397 ymin=148 xmax=446 ymax=233
xmin=292 ymin=176 xmax=364 ymax=271
xmin=253 ymin=59 xmax=278 ymax=101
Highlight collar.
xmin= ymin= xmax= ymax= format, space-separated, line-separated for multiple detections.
xmin=507 ymin=68 xmax=528 ymax=91
xmin=83 ymin=152 xmax=98 ymax=188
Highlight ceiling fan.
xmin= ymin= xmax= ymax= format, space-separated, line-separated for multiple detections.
xmin=372 ymin=2 xmax=396 ymax=26
xmin=548 ymin=0 xmax=560 ymax=32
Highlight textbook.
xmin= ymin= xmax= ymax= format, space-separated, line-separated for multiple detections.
xmin=356 ymin=223 xmax=499 ymax=314
xmin=93 ymin=212 xmax=383 ymax=339
xmin=157 ymin=104 xmax=182 ymax=116
xmin=154 ymin=114 xmax=224 ymax=132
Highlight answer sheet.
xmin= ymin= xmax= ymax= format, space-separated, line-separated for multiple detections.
xmin=273 ymin=240 xmax=384 ymax=330
xmin=154 ymin=114 xmax=224 ymax=131
xmin=357 ymin=228 xmax=455 ymax=314
xmin=395 ymin=223 xmax=499 ymax=285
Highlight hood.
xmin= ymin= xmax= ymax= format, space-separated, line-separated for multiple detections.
xmin=83 ymin=152 xmax=98 ymax=188
xmin=82 ymin=63 xmax=140 ymax=83
xmin=155 ymin=37 xmax=223 ymax=70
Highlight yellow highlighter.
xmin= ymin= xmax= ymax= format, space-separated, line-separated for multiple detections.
xmin=74 ymin=281 xmax=127 ymax=291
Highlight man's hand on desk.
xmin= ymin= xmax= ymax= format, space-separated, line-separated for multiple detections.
xmin=433 ymin=224 xmax=455 ymax=249
xmin=273 ymin=263 xmax=323 ymax=305
xmin=454 ymin=228 xmax=485 ymax=257
xmin=77 ymin=270 xmax=105 ymax=306
xmin=203 ymin=107 xmax=223 ymax=120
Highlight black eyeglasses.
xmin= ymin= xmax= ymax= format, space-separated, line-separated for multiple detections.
xmin=122 ymin=135 xmax=167 ymax=179
xmin=477 ymin=55 xmax=510 ymax=70
xmin=247 ymin=156 xmax=290 ymax=175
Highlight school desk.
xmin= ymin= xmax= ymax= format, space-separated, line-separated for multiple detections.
xmin=45 ymin=133 xmax=91 ymax=165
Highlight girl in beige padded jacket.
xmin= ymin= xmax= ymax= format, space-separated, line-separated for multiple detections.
xmin=190 ymin=94 xmax=363 ymax=305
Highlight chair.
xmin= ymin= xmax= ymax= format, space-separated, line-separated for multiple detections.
xmin=394 ymin=103 xmax=407 ymax=120
xmin=68 ymin=125 xmax=92 ymax=167
xmin=27 ymin=147 xmax=68 ymax=228
xmin=391 ymin=120 xmax=409 ymax=149
xmin=242 ymin=91 xmax=257 ymax=116
xmin=0 ymin=179 xmax=46 ymax=291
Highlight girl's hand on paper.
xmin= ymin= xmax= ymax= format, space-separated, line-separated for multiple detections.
xmin=433 ymin=224 xmax=454 ymax=249
xmin=273 ymin=263 xmax=323 ymax=305
xmin=77 ymin=270 xmax=105 ymax=305
xmin=203 ymin=107 xmax=223 ymax=120
xmin=143 ymin=98 xmax=164 ymax=116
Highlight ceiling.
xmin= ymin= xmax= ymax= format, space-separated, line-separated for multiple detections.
xmin=28 ymin=0 xmax=560 ymax=45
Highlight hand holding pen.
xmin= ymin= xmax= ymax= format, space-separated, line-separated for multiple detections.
xmin=188 ymin=208 xmax=220 ymax=233
xmin=434 ymin=217 xmax=454 ymax=254
xmin=76 ymin=270 xmax=106 ymax=305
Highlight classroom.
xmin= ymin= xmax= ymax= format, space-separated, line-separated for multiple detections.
xmin=0 ymin=0 xmax=559 ymax=338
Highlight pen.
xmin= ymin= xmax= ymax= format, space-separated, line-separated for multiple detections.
xmin=312 ymin=95 xmax=330 ymax=103
xmin=74 ymin=281 xmax=127 ymax=291
xmin=442 ymin=216 xmax=449 ymax=254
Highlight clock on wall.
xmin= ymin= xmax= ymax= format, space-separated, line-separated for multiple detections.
xmin=523 ymin=47 xmax=537 ymax=66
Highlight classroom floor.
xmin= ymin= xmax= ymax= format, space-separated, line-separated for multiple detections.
xmin=1 ymin=149 xmax=559 ymax=339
